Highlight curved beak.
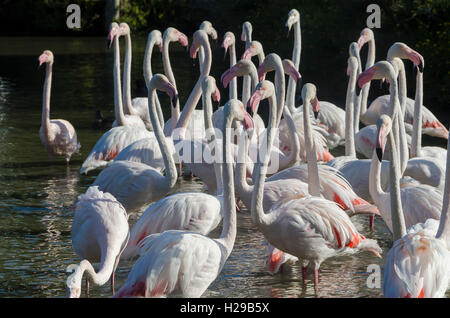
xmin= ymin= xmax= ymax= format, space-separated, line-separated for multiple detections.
xmin=221 ymin=67 xmax=235 ymax=88
xmin=312 ymin=97 xmax=320 ymax=120
xmin=243 ymin=111 xmax=254 ymax=130
xmin=38 ymin=54 xmax=47 ymax=67
xmin=212 ymin=86 xmax=221 ymax=103
xmin=247 ymin=89 xmax=264 ymax=114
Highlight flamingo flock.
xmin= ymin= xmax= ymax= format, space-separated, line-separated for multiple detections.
xmin=36 ymin=9 xmax=449 ymax=298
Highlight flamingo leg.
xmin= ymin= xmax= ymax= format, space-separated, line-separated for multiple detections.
xmin=85 ymin=278 xmax=90 ymax=297
xmin=301 ymin=266 xmax=308 ymax=285
xmin=111 ymin=272 xmax=115 ymax=295
xmin=314 ymin=269 xmax=319 ymax=294
xmin=178 ymin=162 xmax=183 ymax=178
xmin=369 ymin=214 xmax=375 ymax=231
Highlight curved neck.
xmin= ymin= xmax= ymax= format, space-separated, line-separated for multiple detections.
xmin=143 ymin=38 xmax=164 ymax=127
xmin=148 ymin=85 xmax=177 ymax=188
xmin=74 ymin=251 xmax=117 ymax=290
xmin=41 ymin=62 xmax=52 ymax=133
xmin=436 ymin=132 xmax=450 ymax=245
xmin=369 ymin=148 xmax=385 ymax=207
xmin=228 ymin=44 xmax=238 ymax=100
xmin=217 ymin=109 xmax=237 ymax=255
xmin=235 ymin=127 xmax=253 ymax=204
xmin=175 ymin=35 xmax=212 ymax=135
xmin=387 ymin=129 xmax=407 ymax=240
xmin=410 ymin=71 xmax=423 ymax=157
xmin=303 ymin=98 xmax=320 ymax=196
xmin=272 ymin=59 xmax=286 ymax=127
xmin=397 ymin=62 xmax=407 ymax=114
xmin=123 ymin=33 xmax=136 ymax=115
xmin=360 ymin=38 xmax=375 ymax=115
xmin=162 ymin=37 xmax=180 ymax=134
xmin=113 ymin=36 xmax=126 ymax=126
xmin=353 ymin=52 xmax=363 ymax=133
xmin=251 ymin=92 xmax=277 ymax=227
xmin=286 ymin=20 xmax=301 ymax=112
xmin=345 ymin=69 xmax=357 ymax=157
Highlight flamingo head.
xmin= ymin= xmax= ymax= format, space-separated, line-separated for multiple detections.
xmin=387 ymin=42 xmax=424 ymax=73
xmin=151 ymin=74 xmax=178 ymax=106
xmin=241 ymin=21 xmax=252 ymax=42
xmin=118 ymin=22 xmax=131 ymax=38
xmin=107 ymin=22 xmax=120 ymax=47
xmin=301 ymin=83 xmax=320 ymax=119
xmin=221 ymin=32 xmax=235 ymax=56
xmin=202 ymin=76 xmax=221 ymax=104
xmin=200 ymin=21 xmax=218 ymax=41
xmin=226 ymin=99 xmax=254 ymax=131
xmin=221 ymin=59 xmax=254 ymax=88
xmin=257 ymin=53 xmax=280 ymax=81
xmin=38 ymin=50 xmax=54 ymax=66
xmin=164 ymin=27 xmax=188 ymax=48
xmin=349 ymin=42 xmax=361 ymax=63
xmin=66 ymin=264 xmax=82 ymax=298
xmin=241 ymin=40 xmax=263 ymax=60
xmin=357 ymin=61 xmax=395 ymax=95
xmin=282 ymin=59 xmax=302 ymax=83
xmin=357 ymin=28 xmax=374 ymax=49
xmin=247 ymin=80 xmax=275 ymax=115
xmin=346 ymin=56 xmax=358 ymax=77
xmin=285 ymin=9 xmax=300 ymax=35
xmin=375 ymin=114 xmax=392 ymax=162
xmin=149 ymin=30 xmax=163 ymax=53
xmin=189 ymin=29 xmax=209 ymax=59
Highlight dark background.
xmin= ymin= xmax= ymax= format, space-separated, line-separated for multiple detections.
xmin=1 ymin=0 xmax=448 ymax=125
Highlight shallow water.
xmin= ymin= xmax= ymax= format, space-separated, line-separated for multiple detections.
xmin=0 ymin=36 xmax=447 ymax=298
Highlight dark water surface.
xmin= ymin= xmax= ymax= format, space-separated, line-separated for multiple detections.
xmin=0 ymin=36 xmax=447 ymax=298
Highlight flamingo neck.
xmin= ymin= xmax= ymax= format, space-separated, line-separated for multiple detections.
xmin=41 ymin=62 xmax=52 ymax=134
xmin=162 ymin=37 xmax=180 ymax=134
xmin=123 ymin=33 xmax=136 ymax=116
xmin=411 ymin=71 xmax=423 ymax=157
xmin=229 ymin=43 xmax=237 ymax=100
xmin=269 ymin=56 xmax=286 ymax=127
xmin=369 ymin=147 xmax=386 ymax=208
xmin=143 ymin=38 xmax=163 ymax=128
xmin=286 ymin=20 xmax=301 ymax=112
xmin=202 ymin=88 xmax=223 ymax=195
xmin=175 ymin=34 xmax=211 ymax=137
xmin=303 ymin=98 xmax=321 ymax=197
xmin=242 ymin=29 xmax=252 ymax=106
xmin=235 ymin=127 xmax=253 ymax=206
xmin=113 ymin=36 xmax=126 ymax=126
xmin=217 ymin=110 xmax=237 ymax=255
xmin=251 ymin=92 xmax=278 ymax=228
xmin=436 ymin=131 xmax=450 ymax=246
xmin=353 ymin=50 xmax=363 ymax=133
xmin=345 ymin=67 xmax=357 ymax=158
xmin=74 ymin=252 xmax=117 ymax=291
xmin=148 ymin=85 xmax=177 ymax=188
xmin=360 ymin=38 xmax=375 ymax=116
xmin=387 ymin=129 xmax=407 ymax=240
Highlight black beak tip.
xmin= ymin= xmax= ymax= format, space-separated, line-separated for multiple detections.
xmin=313 ymin=111 xmax=319 ymax=120
xmin=173 ymin=94 xmax=179 ymax=106
xmin=376 ymin=148 xmax=383 ymax=162
xmin=418 ymin=61 xmax=424 ymax=73
xmin=247 ymin=106 xmax=254 ymax=117
xmin=356 ymin=84 xmax=362 ymax=96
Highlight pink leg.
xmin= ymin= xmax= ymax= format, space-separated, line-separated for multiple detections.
xmin=190 ymin=172 xmax=194 ymax=181
xmin=314 ymin=269 xmax=319 ymax=293
xmin=369 ymin=215 xmax=375 ymax=231
xmin=178 ymin=162 xmax=183 ymax=178
xmin=111 ymin=272 xmax=115 ymax=295
xmin=301 ymin=266 xmax=308 ymax=285
xmin=85 ymin=278 xmax=90 ymax=297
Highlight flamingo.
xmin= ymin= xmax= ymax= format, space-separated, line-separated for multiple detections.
xmin=38 ymin=50 xmax=80 ymax=164
xmin=119 ymin=78 xmax=226 ymax=260
xmin=123 ymin=29 xmax=165 ymax=131
xmin=80 ymin=23 xmax=153 ymax=174
xmin=113 ymin=99 xmax=253 ymax=297
xmin=221 ymin=31 xmax=238 ymax=100
xmin=118 ymin=22 xmax=153 ymax=131
xmin=377 ymin=115 xmax=450 ymax=298
xmin=93 ymin=74 xmax=178 ymax=213
xmin=66 ymin=186 xmax=129 ymax=298
xmin=362 ymin=62 xmax=443 ymax=233
xmin=249 ymin=83 xmax=381 ymax=290
xmin=285 ymin=8 xmax=301 ymax=113
xmin=241 ymin=21 xmax=253 ymax=106
xmin=357 ymin=29 xmax=448 ymax=140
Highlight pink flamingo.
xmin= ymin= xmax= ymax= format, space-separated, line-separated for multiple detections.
xmin=113 ymin=99 xmax=253 ymax=297
xmin=38 ymin=50 xmax=80 ymax=164
xmin=66 ymin=186 xmax=129 ymax=298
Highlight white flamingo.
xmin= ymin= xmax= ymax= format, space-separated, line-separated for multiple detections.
xmin=113 ymin=99 xmax=253 ymax=297
xmin=378 ymin=115 xmax=450 ymax=298
xmin=250 ymin=83 xmax=381 ymax=290
xmin=66 ymin=186 xmax=129 ymax=298
xmin=221 ymin=31 xmax=238 ymax=100
xmin=38 ymin=50 xmax=80 ymax=164
xmin=93 ymin=74 xmax=178 ymax=213
xmin=80 ymin=23 xmax=153 ymax=174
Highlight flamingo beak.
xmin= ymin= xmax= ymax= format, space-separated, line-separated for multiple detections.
xmin=257 ymin=65 xmax=266 ymax=82
xmin=190 ymin=44 xmax=199 ymax=59
xmin=357 ymin=35 xmax=366 ymax=49
xmin=158 ymin=43 xmax=162 ymax=53
xmin=247 ymin=89 xmax=264 ymax=114
xmin=375 ymin=126 xmax=387 ymax=162
xmin=38 ymin=55 xmax=47 ymax=67
xmin=212 ymin=87 xmax=221 ymax=103
xmin=241 ymin=46 xmax=255 ymax=60
xmin=357 ymin=65 xmax=377 ymax=95
xmin=221 ymin=68 xmax=235 ymax=88
xmin=178 ymin=32 xmax=189 ymax=47
xmin=312 ymin=97 xmax=320 ymax=120
xmin=243 ymin=111 xmax=254 ymax=130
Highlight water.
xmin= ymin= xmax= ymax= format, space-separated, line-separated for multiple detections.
xmin=0 ymin=36 xmax=447 ymax=298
